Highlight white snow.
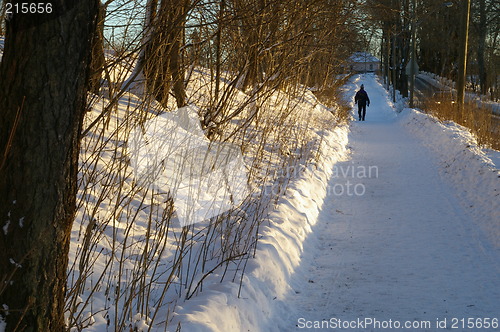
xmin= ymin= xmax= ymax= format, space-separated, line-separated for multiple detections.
xmin=278 ymin=74 xmax=500 ymax=331
xmin=60 ymin=68 xmax=499 ymax=331
xmin=2 ymin=220 xmax=9 ymax=236
xmin=1 ymin=30 xmax=498 ymax=330
xmin=170 ymin=106 xmax=350 ymax=332
xmin=399 ymin=109 xmax=500 ymax=246
xmin=67 ymin=66 xmax=346 ymax=331
xmin=128 ymin=105 xmax=249 ymax=227
xmin=170 ymin=73 xmax=499 ymax=331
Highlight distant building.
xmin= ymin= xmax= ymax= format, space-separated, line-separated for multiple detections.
xmin=348 ymin=52 xmax=380 ymax=73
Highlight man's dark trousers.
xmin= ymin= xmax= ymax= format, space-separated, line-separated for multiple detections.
xmin=358 ymin=104 xmax=366 ymax=121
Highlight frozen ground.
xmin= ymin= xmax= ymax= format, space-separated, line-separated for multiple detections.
xmin=279 ymin=74 xmax=500 ymax=331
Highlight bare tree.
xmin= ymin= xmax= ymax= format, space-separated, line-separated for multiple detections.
xmin=140 ymin=0 xmax=191 ymax=107
xmin=367 ymin=0 xmax=410 ymax=95
xmin=89 ymin=1 xmax=107 ymax=95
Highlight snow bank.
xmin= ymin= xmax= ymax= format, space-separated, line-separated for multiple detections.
xmin=399 ymin=108 xmax=500 ymax=247
xmin=419 ymin=72 xmax=500 ymax=115
xmin=128 ymin=105 xmax=248 ymax=227
xmin=70 ymin=64 xmax=351 ymax=331
xmin=172 ymin=75 xmax=498 ymax=331
xmin=171 ymin=100 xmax=350 ymax=331
xmin=418 ymin=71 xmax=454 ymax=90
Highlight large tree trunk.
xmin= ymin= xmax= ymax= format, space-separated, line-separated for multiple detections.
xmin=144 ymin=0 xmax=189 ymax=108
xmin=169 ymin=21 xmax=187 ymax=108
xmin=0 ymin=1 xmax=98 ymax=330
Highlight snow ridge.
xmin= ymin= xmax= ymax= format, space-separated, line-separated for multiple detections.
xmin=171 ymin=115 xmax=350 ymax=331
xmin=399 ymin=108 xmax=500 ymax=247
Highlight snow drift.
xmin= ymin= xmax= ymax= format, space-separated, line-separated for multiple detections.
xmin=128 ymin=105 xmax=249 ymax=227
xmin=170 ymin=107 xmax=350 ymax=331
xmin=399 ymin=108 xmax=500 ymax=247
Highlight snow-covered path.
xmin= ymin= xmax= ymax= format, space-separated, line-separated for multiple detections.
xmin=281 ymin=75 xmax=500 ymax=331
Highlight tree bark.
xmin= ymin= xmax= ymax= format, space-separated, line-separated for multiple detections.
xmin=0 ymin=2 xmax=6 ymax=35
xmin=169 ymin=22 xmax=187 ymax=108
xmin=144 ymin=0 xmax=189 ymax=108
xmin=0 ymin=1 xmax=98 ymax=330
xmin=89 ymin=2 xmax=107 ymax=95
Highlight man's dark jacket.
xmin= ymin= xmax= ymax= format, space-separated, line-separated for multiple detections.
xmin=355 ymin=89 xmax=370 ymax=106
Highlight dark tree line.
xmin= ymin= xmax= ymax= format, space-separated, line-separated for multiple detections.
xmin=367 ymin=0 xmax=499 ymax=101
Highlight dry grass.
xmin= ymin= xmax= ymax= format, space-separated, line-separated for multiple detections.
xmin=313 ymin=80 xmax=352 ymax=125
xmin=423 ymin=96 xmax=500 ymax=150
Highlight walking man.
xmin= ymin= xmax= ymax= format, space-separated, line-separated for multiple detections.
xmin=355 ymin=84 xmax=370 ymax=121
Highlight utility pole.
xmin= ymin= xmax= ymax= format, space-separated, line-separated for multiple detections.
xmin=456 ymin=0 xmax=471 ymax=110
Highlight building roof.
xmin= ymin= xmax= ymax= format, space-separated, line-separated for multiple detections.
xmin=349 ymin=51 xmax=380 ymax=63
